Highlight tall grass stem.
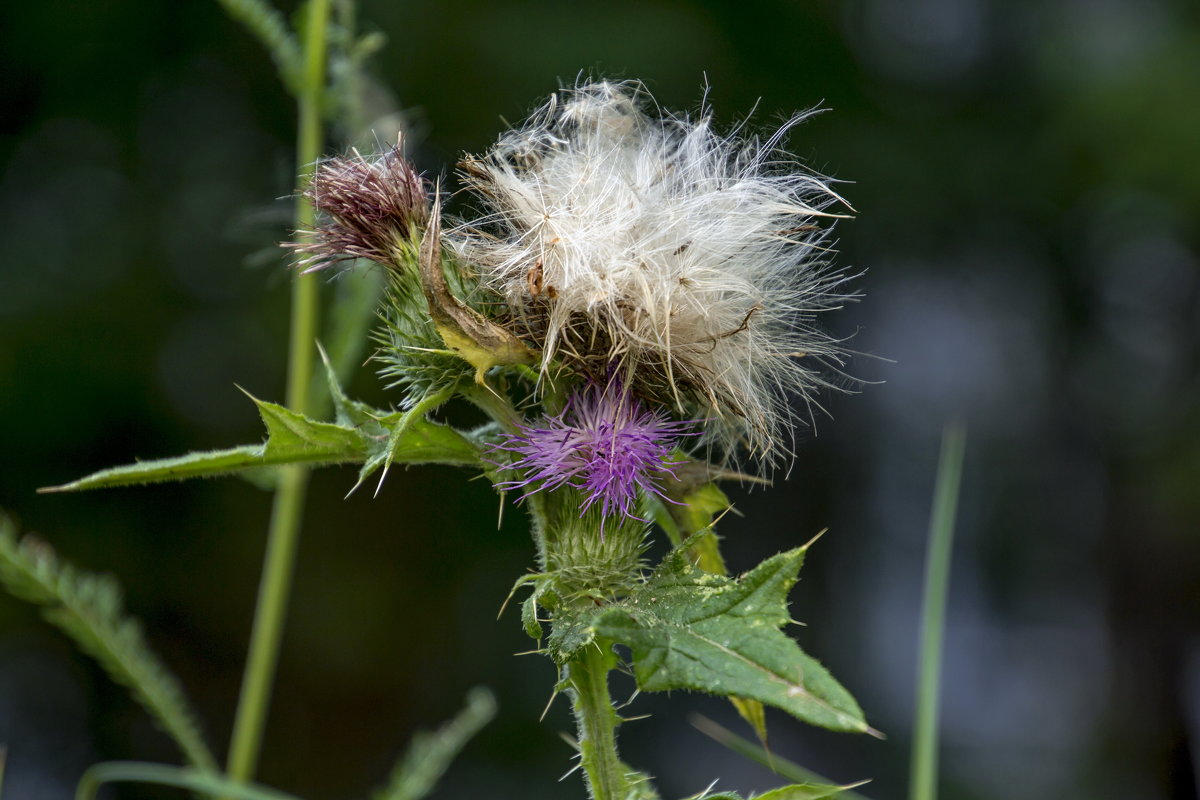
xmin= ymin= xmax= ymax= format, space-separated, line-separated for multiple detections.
xmin=909 ymin=422 xmax=966 ymax=800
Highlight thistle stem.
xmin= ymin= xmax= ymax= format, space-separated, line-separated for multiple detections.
xmin=567 ymin=641 xmax=629 ymax=800
xmin=225 ymin=0 xmax=331 ymax=782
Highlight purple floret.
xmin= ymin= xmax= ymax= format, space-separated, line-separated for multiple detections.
xmin=491 ymin=381 xmax=694 ymax=523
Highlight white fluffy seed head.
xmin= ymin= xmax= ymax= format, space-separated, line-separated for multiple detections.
xmin=451 ymin=80 xmax=857 ymax=470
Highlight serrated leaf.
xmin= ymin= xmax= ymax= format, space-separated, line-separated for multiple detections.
xmin=252 ymin=392 xmax=369 ymax=461
xmin=42 ymin=390 xmax=480 ymax=494
xmin=592 ymin=546 xmax=867 ymax=733
xmin=653 ymin=480 xmax=768 ymax=745
xmin=0 ymin=517 xmax=216 ymax=770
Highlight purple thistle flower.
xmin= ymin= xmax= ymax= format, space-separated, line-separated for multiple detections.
xmin=491 ymin=381 xmax=695 ymax=523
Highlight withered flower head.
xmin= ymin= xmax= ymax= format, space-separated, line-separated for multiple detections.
xmin=293 ymin=144 xmax=429 ymax=273
xmin=450 ymin=81 xmax=856 ymax=467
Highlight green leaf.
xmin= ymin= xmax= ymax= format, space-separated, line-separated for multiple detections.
xmin=349 ymin=387 xmax=466 ymax=495
xmin=521 ymin=589 xmax=543 ymax=640
xmin=547 ymin=604 xmax=599 ymax=664
xmin=41 ymin=387 xmax=480 ymax=494
xmin=253 ymin=392 xmax=369 ymax=461
xmin=0 ymin=518 xmax=217 ymax=771
xmin=370 ymin=688 xmax=497 ymax=800
xmin=39 ymin=445 xmax=273 ymax=493
xmin=652 ymin=478 xmax=769 ymax=745
xmin=591 ymin=544 xmax=869 ymax=734
xmin=500 ymin=573 xmax=555 ymax=641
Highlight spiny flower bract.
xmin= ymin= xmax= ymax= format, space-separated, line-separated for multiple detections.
xmin=452 ymin=81 xmax=856 ymax=469
xmin=490 ymin=380 xmax=694 ymax=522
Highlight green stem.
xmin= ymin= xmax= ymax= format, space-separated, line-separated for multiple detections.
xmin=78 ymin=761 xmax=303 ymax=800
xmin=909 ymin=422 xmax=966 ymax=800
xmin=567 ymin=641 xmax=629 ymax=800
xmin=226 ymin=0 xmax=331 ymax=782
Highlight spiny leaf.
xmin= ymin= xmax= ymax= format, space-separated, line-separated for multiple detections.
xmin=370 ymin=688 xmax=497 ymax=800
xmin=591 ymin=543 xmax=869 ymax=734
xmin=41 ymin=389 xmax=480 ymax=494
xmin=651 ymin=479 xmax=766 ymax=743
xmin=500 ymin=572 xmax=555 ymax=641
xmin=0 ymin=517 xmax=217 ymax=770
xmin=348 ymin=387 xmax=464 ymax=496
xmin=40 ymin=445 xmax=272 ymax=493
xmin=252 ymin=390 xmax=369 ymax=460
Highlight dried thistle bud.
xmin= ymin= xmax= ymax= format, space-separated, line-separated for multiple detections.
xmin=292 ymin=144 xmax=429 ymax=273
xmin=417 ymin=199 xmax=534 ymax=384
xmin=451 ymin=81 xmax=857 ymax=467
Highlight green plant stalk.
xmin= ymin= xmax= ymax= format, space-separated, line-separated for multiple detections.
xmin=78 ymin=761 xmax=304 ymax=800
xmin=226 ymin=0 xmax=332 ymax=782
xmin=567 ymin=641 xmax=629 ymax=800
xmin=523 ymin=494 xmax=643 ymax=800
xmin=909 ymin=422 xmax=966 ymax=800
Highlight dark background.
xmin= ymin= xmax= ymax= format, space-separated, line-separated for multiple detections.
xmin=2 ymin=0 xmax=1198 ymax=798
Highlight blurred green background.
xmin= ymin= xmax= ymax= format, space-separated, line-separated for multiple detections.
xmin=2 ymin=0 xmax=1199 ymax=798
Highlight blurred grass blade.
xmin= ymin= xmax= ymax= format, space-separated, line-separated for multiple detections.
xmin=76 ymin=760 xmax=303 ymax=800
xmin=756 ymin=783 xmax=871 ymax=800
xmin=689 ymin=714 xmax=872 ymax=800
xmin=0 ymin=518 xmax=217 ymax=771
xmin=909 ymin=422 xmax=966 ymax=800
xmin=215 ymin=0 xmax=303 ymax=94
xmin=371 ymin=688 xmax=497 ymax=800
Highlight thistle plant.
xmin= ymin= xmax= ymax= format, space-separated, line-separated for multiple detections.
xmin=9 ymin=71 xmax=880 ymax=799
xmin=291 ymin=79 xmax=872 ymax=798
